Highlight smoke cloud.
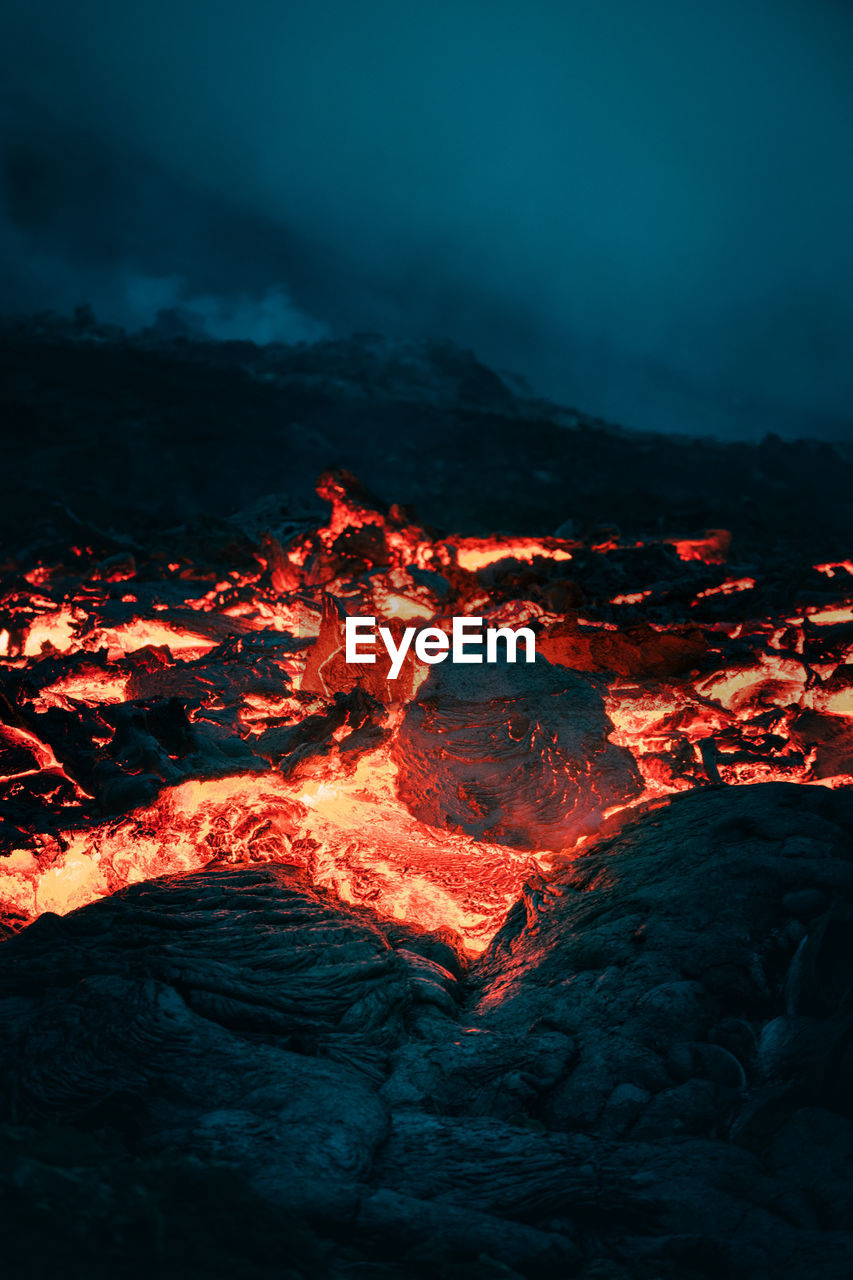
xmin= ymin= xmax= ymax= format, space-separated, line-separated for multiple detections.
xmin=1 ymin=0 xmax=851 ymax=437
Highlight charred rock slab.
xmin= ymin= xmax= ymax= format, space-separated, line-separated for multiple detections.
xmin=392 ymin=655 xmax=642 ymax=848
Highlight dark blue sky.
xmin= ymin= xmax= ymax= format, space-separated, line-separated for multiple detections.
xmin=1 ymin=0 xmax=852 ymax=438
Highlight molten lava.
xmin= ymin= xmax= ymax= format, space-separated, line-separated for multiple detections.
xmin=2 ymin=468 xmax=852 ymax=950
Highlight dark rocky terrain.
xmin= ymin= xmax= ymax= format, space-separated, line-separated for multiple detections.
xmin=2 ymin=315 xmax=853 ymax=1279
xmin=1 ymin=311 xmax=852 ymax=555
xmin=3 ymin=785 xmax=853 ymax=1278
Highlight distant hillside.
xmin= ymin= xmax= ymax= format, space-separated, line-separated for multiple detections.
xmin=1 ymin=313 xmax=850 ymax=556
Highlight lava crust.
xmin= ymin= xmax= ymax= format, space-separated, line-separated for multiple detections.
xmin=393 ymin=655 xmax=642 ymax=847
xmin=2 ymin=785 xmax=853 ymax=1278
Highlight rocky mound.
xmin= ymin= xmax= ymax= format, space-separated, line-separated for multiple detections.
xmin=392 ymin=656 xmax=641 ymax=847
xmin=2 ymin=783 xmax=853 ymax=1278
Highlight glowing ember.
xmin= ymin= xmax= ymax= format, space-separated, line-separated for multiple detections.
xmin=451 ymin=537 xmax=573 ymax=572
xmin=806 ymin=604 xmax=853 ymax=625
xmin=693 ymin=577 xmax=756 ymax=600
xmin=669 ymin=528 xmax=731 ymax=563
xmin=815 ymin=560 xmax=853 ymax=578
xmin=610 ymin=591 xmax=652 ymax=605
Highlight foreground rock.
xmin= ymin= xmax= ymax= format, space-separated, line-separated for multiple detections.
xmin=392 ymin=656 xmax=641 ymax=847
xmin=2 ymin=783 xmax=853 ymax=1278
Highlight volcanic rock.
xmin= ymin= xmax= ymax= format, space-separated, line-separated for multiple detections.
xmin=2 ymin=786 xmax=853 ymax=1275
xmin=392 ymin=655 xmax=642 ymax=848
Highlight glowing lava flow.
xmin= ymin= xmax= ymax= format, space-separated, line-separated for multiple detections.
xmin=0 ymin=748 xmax=542 ymax=952
xmin=2 ymin=469 xmax=853 ymax=949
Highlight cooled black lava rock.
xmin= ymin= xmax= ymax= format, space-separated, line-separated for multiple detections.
xmin=3 ymin=786 xmax=853 ymax=1278
xmin=470 ymin=782 xmax=853 ymax=1149
xmin=391 ymin=654 xmax=642 ymax=848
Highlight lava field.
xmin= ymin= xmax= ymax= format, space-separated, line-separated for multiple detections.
xmin=2 ymin=323 xmax=853 ymax=1280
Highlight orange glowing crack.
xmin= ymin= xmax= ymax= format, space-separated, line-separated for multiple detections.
xmin=451 ymin=537 xmax=573 ymax=572
xmin=693 ymin=577 xmax=756 ymax=601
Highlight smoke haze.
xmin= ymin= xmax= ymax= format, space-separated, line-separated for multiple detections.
xmin=1 ymin=0 xmax=852 ymax=437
